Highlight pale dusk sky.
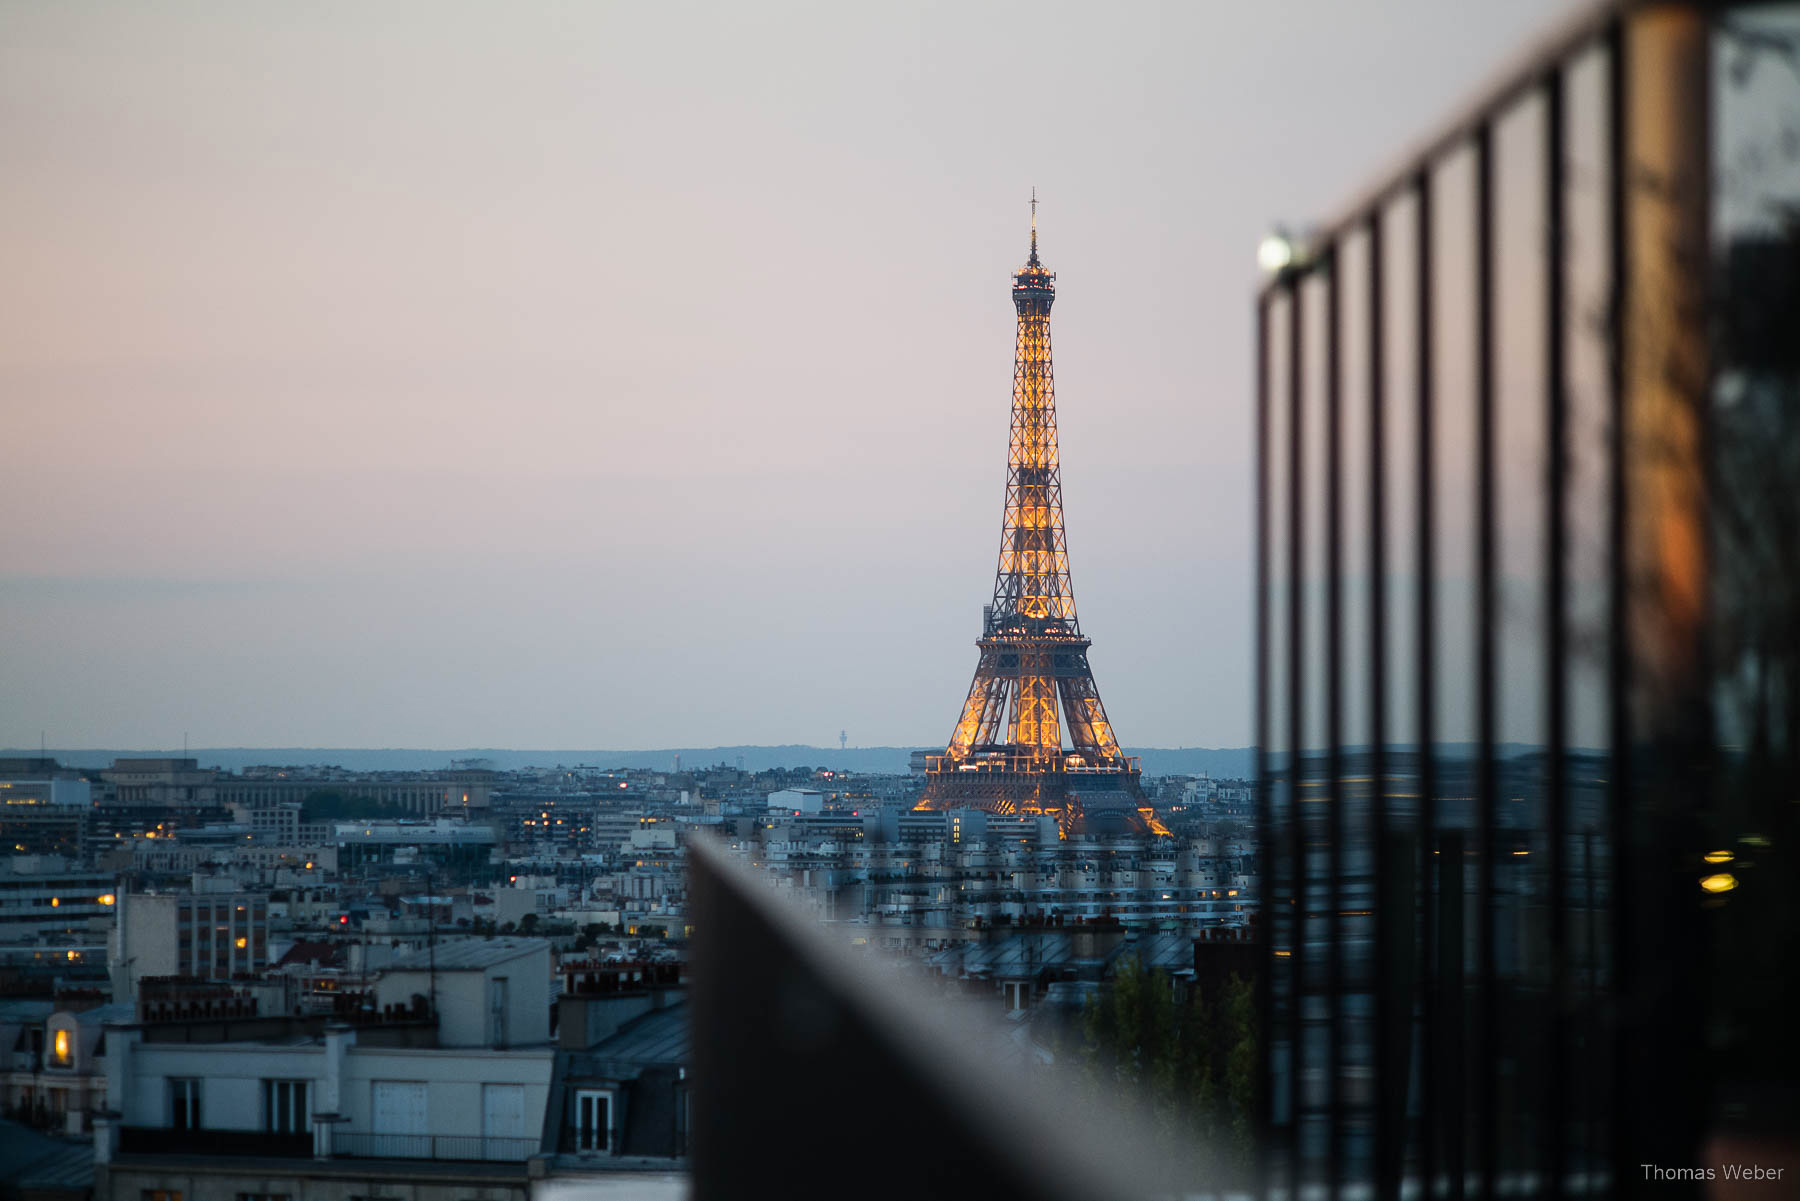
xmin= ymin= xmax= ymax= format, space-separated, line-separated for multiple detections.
xmin=1 ymin=0 xmax=1575 ymax=751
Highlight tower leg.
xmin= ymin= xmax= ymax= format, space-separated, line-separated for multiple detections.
xmin=945 ymin=649 xmax=1010 ymax=765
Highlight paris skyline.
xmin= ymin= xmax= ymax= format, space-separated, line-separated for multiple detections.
xmin=2 ymin=0 xmax=1575 ymax=751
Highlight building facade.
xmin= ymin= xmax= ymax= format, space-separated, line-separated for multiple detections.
xmin=90 ymin=942 xmax=689 ymax=1201
xmin=111 ymin=892 xmax=269 ymax=998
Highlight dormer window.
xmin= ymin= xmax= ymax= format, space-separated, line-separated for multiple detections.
xmin=572 ymin=1089 xmax=612 ymax=1153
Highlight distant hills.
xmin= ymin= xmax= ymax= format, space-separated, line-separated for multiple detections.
xmin=12 ymin=744 xmax=1256 ymax=779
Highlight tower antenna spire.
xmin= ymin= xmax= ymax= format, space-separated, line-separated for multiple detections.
xmin=1028 ymin=187 xmax=1039 ymax=264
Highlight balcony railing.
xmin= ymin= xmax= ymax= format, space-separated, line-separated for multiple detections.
xmin=1252 ymin=0 xmax=1800 ymax=1193
xmin=118 ymin=1126 xmax=311 ymax=1158
xmin=685 ymin=835 xmax=1209 ymax=1200
xmin=330 ymin=1131 xmax=539 ymax=1162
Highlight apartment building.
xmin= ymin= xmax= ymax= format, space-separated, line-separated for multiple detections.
xmin=92 ymin=942 xmax=690 ymax=1201
xmin=110 ymin=891 xmax=269 ymax=1000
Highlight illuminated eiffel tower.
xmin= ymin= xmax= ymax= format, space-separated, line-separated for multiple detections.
xmin=916 ymin=200 xmax=1150 ymax=836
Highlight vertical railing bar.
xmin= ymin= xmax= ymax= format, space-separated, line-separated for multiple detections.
xmin=1542 ymin=63 xmax=1570 ymax=1201
xmin=1473 ymin=119 xmax=1498 ymax=1201
xmin=1414 ymin=165 xmax=1440 ymax=1201
xmin=1287 ymin=273 xmax=1308 ymax=1193
xmin=1325 ymin=245 xmax=1345 ymax=1201
xmin=1367 ymin=207 xmax=1393 ymax=1201
xmin=1583 ymin=822 xmax=1599 ymax=1186
xmin=1603 ymin=19 xmax=1631 ymax=1201
xmin=1255 ymin=290 xmax=1275 ymax=1201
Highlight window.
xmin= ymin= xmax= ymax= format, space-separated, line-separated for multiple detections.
xmin=488 ymin=976 xmax=509 ymax=1047
xmin=573 ymin=1089 xmax=611 ymax=1153
xmin=370 ymin=1080 xmax=428 ymax=1157
xmin=235 ymin=1194 xmax=290 ymax=1201
xmin=263 ymin=1079 xmax=308 ymax=1134
xmin=142 ymin=1191 xmax=182 ymax=1201
xmin=168 ymin=1078 xmax=201 ymax=1130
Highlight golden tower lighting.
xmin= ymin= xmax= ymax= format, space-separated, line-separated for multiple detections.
xmin=916 ymin=199 xmax=1148 ymax=836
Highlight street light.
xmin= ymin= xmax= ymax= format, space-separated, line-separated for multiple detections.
xmin=1258 ymin=229 xmax=1296 ymax=275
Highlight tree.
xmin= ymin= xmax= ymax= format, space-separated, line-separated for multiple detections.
xmin=1078 ymin=956 xmax=1258 ymax=1184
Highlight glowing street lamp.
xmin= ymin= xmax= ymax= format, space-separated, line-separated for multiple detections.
xmin=1258 ymin=230 xmax=1296 ymax=275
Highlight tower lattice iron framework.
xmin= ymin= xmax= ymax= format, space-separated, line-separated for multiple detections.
xmin=917 ymin=207 xmax=1149 ymax=835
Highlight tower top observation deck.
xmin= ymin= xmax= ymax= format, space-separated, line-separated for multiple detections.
xmin=1014 ymin=188 xmax=1056 ymax=310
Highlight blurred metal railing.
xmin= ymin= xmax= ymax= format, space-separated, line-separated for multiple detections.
xmin=1254 ymin=0 xmax=1784 ymax=1198
xmin=686 ymin=835 xmax=1229 ymax=1201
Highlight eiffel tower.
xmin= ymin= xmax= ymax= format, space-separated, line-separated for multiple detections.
xmin=916 ymin=200 xmax=1149 ymax=836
